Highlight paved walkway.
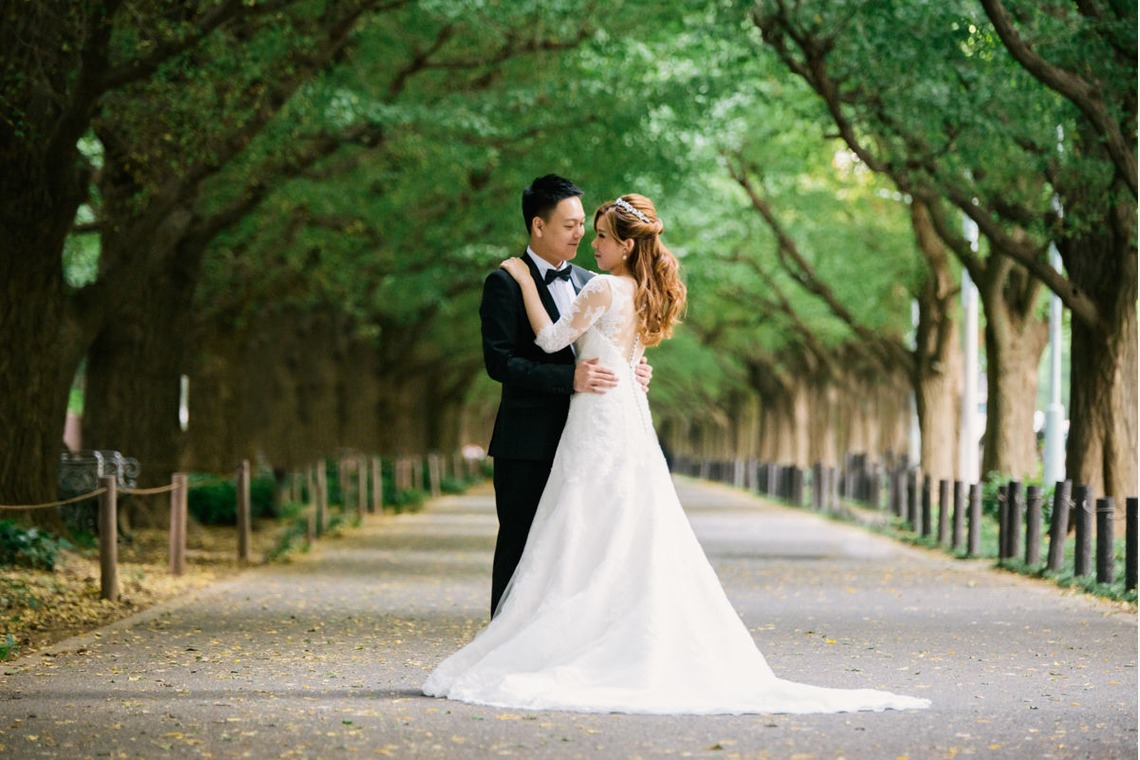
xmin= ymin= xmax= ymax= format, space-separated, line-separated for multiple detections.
xmin=2 ymin=478 xmax=1136 ymax=759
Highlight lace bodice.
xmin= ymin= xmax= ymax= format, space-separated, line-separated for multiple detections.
xmin=535 ymin=275 xmax=643 ymax=368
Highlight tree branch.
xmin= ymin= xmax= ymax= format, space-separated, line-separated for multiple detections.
xmin=727 ymin=158 xmax=912 ymax=371
xmin=979 ymin=0 xmax=1137 ymax=198
xmin=942 ymin=181 xmax=1101 ymax=326
xmin=177 ymin=1 xmax=384 ymax=194
xmin=754 ymin=6 xmax=1105 ymax=328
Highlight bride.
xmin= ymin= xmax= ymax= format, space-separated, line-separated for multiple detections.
xmin=422 ymin=194 xmax=930 ymax=715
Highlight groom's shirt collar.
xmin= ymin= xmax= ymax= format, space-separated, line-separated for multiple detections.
xmin=526 ymin=247 xmax=573 ymax=317
xmin=525 ymin=247 xmax=567 ymax=278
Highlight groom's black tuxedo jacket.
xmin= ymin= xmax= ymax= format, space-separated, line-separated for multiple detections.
xmin=481 ymin=253 xmax=594 ymax=462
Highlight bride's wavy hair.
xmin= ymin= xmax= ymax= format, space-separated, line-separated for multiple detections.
xmin=595 ymin=194 xmax=686 ymax=347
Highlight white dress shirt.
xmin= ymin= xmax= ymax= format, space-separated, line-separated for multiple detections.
xmin=526 ymin=247 xmax=574 ymax=318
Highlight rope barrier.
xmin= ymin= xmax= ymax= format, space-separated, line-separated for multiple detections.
xmin=0 ymin=488 xmax=109 ymax=510
xmin=121 ymin=483 xmax=179 ymax=496
xmin=0 ymin=480 xmax=183 ymax=511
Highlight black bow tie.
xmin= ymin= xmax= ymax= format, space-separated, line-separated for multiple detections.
xmin=544 ymin=267 xmax=572 ymax=285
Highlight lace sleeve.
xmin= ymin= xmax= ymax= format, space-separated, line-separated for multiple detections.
xmin=535 ymin=276 xmax=613 ymax=353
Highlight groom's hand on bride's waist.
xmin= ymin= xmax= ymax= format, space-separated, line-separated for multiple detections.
xmin=574 ymin=358 xmax=619 ymax=394
xmin=634 ymin=357 xmax=652 ymax=393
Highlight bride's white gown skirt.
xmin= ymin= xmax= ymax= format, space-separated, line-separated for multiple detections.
xmin=424 ymin=330 xmax=930 ymax=715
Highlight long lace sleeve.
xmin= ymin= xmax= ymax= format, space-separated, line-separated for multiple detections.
xmin=535 ymin=276 xmax=613 ymax=353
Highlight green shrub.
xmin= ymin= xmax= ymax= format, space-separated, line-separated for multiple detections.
xmin=440 ymin=475 xmax=467 ymax=494
xmin=187 ymin=473 xmax=279 ymax=526
xmin=0 ymin=520 xmax=67 ymax=570
xmin=389 ymin=488 xmax=425 ymax=513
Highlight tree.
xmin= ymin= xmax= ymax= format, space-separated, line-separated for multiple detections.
xmin=180 ymin=0 xmax=665 ymax=472
xmin=753 ymin=0 xmax=1136 ymax=503
xmin=78 ymin=0 xmax=604 ymax=509
xmin=0 ymin=0 xmax=317 ymax=505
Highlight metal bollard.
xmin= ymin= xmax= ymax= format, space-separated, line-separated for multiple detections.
xmin=889 ymin=469 xmax=900 ymax=517
xmin=997 ymin=484 xmax=1009 ymax=559
xmin=907 ymin=470 xmax=918 ymax=531
xmin=937 ymin=479 xmax=950 ymax=545
xmin=1046 ymin=481 xmax=1072 ymax=572
xmin=952 ymin=480 xmax=965 ymax=550
xmin=1073 ymin=485 xmax=1092 ymax=577
xmin=1025 ymin=485 xmax=1042 ymax=566
xmin=1096 ymin=498 xmax=1115 ymax=584
xmin=920 ymin=475 xmax=932 ymax=537
xmin=1126 ymin=497 xmax=1137 ymax=592
xmin=791 ymin=468 xmax=805 ymax=507
xmin=1007 ymin=481 xmax=1023 ymax=562
xmin=967 ymin=483 xmax=981 ymax=557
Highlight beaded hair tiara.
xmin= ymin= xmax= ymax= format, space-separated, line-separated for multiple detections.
xmin=613 ymin=197 xmax=650 ymax=224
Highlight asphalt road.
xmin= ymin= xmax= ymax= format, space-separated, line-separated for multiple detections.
xmin=2 ymin=477 xmax=1136 ymax=759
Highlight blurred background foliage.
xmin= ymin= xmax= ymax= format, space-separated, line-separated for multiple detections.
xmin=1 ymin=0 xmax=1133 ymax=516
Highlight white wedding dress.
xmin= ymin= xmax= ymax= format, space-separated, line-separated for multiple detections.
xmin=423 ymin=275 xmax=930 ymax=715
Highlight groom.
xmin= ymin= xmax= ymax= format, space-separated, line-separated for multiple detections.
xmin=480 ymin=174 xmax=646 ymax=617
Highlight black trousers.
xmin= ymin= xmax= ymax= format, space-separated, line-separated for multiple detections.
xmin=490 ymin=458 xmax=553 ymax=618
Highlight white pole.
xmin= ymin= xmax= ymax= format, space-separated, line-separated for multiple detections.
xmin=1042 ymin=242 xmax=1066 ymax=484
xmin=908 ymin=299 xmax=921 ymax=468
xmin=1042 ymin=130 xmax=1067 ymax=484
xmin=959 ymin=215 xmax=981 ymax=485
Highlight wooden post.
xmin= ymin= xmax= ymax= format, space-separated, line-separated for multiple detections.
xmin=967 ymin=483 xmax=981 ymax=557
xmin=355 ymin=455 xmax=364 ymax=519
xmin=429 ymin=453 xmax=442 ymax=498
xmin=1095 ymin=498 xmax=1115 ymax=584
xmin=394 ymin=457 xmax=407 ymax=491
xmin=1047 ymin=481 xmax=1072 ymax=572
xmin=237 ymin=459 xmax=251 ymax=565
xmin=411 ymin=455 xmax=424 ymax=491
xmin=951 ymin=480 xmax=965 ymax=550
xmin=98 ymin=476 xmax=119 ymax=601
xmin=315 ymin=462 xmax=328 ymax=537
xmin=338 ymin=456 xmax=350 ymax=511
xmin=1025 ymin=485 xmax=1042 ymax=567
xmin=937 ymin=479 xmax=950 ymax=544
xmin=371 ymin=456 xmax=383 ymax=513
xmin=290 ymin=472 xmax=302 ymax=504
xmin=1126 ymin=497 xmax=1137 ymax=592
xmin=169 ymin=472 xmax=187 ymax=576
xmin=1073 ymin=485 xmax=1093 ymax=577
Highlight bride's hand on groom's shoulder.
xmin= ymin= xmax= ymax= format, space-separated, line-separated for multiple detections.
xmin=499 ymin=258 xmax=528 ymax=282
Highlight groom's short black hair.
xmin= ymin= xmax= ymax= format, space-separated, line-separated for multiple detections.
xmin=522 ymin=174 xmax=583 ymax=234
